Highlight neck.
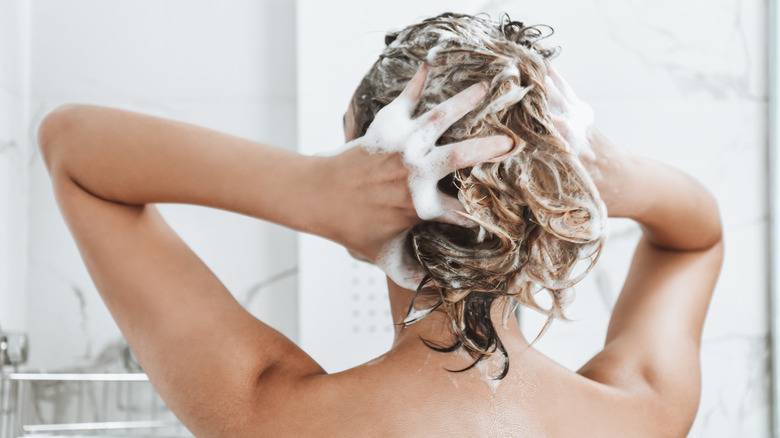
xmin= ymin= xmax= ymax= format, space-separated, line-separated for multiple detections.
xmin=385 ymin=277 xmax=530 ymax=353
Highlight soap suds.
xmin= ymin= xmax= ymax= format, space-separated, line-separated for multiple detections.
xmin=360 ymin=82 xmax=477 ymax=225
xmin=403 ymin=301 xmax=440 ymax=325
xmin=544 ymin=71 xmax=596 ymax=161
xmin=376 ymin=230 xmax=426 ymax=291
xmin=447 ymin=373 xmax=460 ymax=389
xmin=502 ymin=298 xmax=521 ymax=329
xmin=352 ymin=80 xmax=491 ymax=288
xmin=475 ymin=354 xmax=508 ymax=392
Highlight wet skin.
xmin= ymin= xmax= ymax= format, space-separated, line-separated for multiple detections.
xmin=37 ymin=65 xmax=722 ymax=437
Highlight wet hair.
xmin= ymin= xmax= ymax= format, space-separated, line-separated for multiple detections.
xmin=351 ymin=12 xmax=607 ymax=379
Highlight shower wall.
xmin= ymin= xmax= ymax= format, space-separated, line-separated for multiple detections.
xmin=496 ymin=2 xmax=770 ymax=436
xmin=0 ymin=0 xmax=29 ymax=334
xmin=15 ymin=0 xmax=300 ymax=369
xmin=296 ymin=0 xmax=771 ymax=436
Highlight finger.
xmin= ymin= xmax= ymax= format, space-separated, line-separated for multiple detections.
xmin=547 ymin=65 xmax=579 ymax=102
xmin=417 ymin=81 xmax=488 ymax=140
xmin=437 ymin=207 xmax=476 ymax=228
xmin=545 ymin=75 xmax=567 ymax=112
xmin=426 ymin=135 xmax=514 ymax=178
xmin=410 ymin=180 xmax=443 ymax=221
xmin=439 ymin=192 xmax=467 ymax=214
xmin=435 ymin=194 xmax=476 ymax=227
xmin=550 ymin=115 xmax=571 ymax=139
xmin=396 ymin=63 xmax=429 ymax=110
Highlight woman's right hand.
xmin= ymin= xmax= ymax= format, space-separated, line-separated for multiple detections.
xmin=311 ymin=64 xmax=513 ymax=266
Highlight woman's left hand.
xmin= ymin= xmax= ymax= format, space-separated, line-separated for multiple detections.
xmin=545 ymin=64 xmax=596 ymax=161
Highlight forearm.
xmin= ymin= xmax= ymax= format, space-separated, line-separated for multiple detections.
xmin=39 ymin=88 xmax=513 ymax=264
xmin=39 ymin=104 xmax=330 ymax=237
xmin=628 ymin=155 xmax=721 ymax=251
xmin=586 ymin=129 xmax=722 ymax=251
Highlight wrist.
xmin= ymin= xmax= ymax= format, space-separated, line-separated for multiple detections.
xmin=612 ymin=151 xmax=650 ymax=222
xmin=293 ymin=154 xmax=340 ymax=240
xmin=582 ymin=128 xmax=641 ymax=219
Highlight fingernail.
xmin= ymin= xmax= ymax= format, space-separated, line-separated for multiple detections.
xmin=467 ymin=82 xmax=488 ymax=100
xmin=498 ymin=136 xmax=513 ymax=151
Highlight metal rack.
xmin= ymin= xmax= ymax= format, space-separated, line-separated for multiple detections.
xmin=0 ymin=372 xmax=192 ymax=438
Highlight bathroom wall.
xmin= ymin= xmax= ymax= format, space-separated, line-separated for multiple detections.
xmin=492 ymin=1 xmax=770 ymax=436
xmin=19 ymin=0 xmax=299 ymax=369
xmin=296 ymin=0 xmax=771 ymax=436
xmin=296 ymin=0 xmax=492 ymax=373
xmin=0 ymin=0 xmax=29 ymax=334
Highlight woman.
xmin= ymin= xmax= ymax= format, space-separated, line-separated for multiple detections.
xmin=39 ymin=12 xmax=722 ymax=438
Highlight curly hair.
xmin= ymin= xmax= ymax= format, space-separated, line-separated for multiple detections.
xmin=350 ymin=12 xmax=607 ymax=379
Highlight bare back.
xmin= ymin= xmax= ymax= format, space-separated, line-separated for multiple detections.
xmin=260 ymin=331 xmax=672 ymax=437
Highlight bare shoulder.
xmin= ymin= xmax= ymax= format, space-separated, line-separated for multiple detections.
xmin=531 ymin=351 xmax=685 ymax=437
xmin=248 ymin=347 xmax=680 ymax=438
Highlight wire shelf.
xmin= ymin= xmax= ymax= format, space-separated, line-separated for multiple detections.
xmin=0 ymin=371 xmax=191 ymax=438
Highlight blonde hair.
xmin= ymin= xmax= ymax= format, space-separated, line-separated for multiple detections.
xmin=351 ymin=13 xmax=607 ymax=378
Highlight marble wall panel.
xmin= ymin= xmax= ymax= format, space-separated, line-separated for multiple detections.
xmin=0 ymin=0 xmax=29 ymax=334
xmin=23 ymin=1 xmax=300 ymax=370
xmin=294 ymin=1 xmax=771 ymax=433
xmin=28 ymin=0 xmax=296 ymax=101
xmin=692 ymin=221 xmax=771 ymax=436
xmin=483 ymin=0 xmax=771 ymax=435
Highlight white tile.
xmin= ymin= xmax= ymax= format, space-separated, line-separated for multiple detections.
xmin=590 ymin=100 xmax=767 ymax=232
xmin=243 ymin=271 xmax=298 ymax=341
xmin=25 ymin=97 xmax=299 ymax=367
xmin=479 ymin=0 xmax=762 ymax=102
xmin=690 ymin=333 xmax=771 ymax=437
xmin=704 ymin=219 xmax=768 ymax=339
xmin=742 ymin=0 xmax=769 ymax=99
xmin=30 ymin=0 xmax=296 ymax=101
xmin=0 ymin=0 xmax=24 ymax=92
xmin=156 ymin=203 xmax=297 ymax=299
xmin=0 ymin=89 xmax=21 ymax=140
xmin=142 ymin=99 xmax=298 ymax=150
xmin=25 ymin=262 xmax=122 ymax=368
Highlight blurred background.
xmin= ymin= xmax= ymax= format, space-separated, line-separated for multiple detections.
xmin=0 ymin=0 xmax=770 ymax=436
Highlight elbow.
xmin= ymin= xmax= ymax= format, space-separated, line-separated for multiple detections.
xmin=38 ymin=104 xmax=83 ymax=172
xmin=707 ymin=195 xmax=725 ymax=251
xmin=692 ymin=185 xmax=724 ymax=252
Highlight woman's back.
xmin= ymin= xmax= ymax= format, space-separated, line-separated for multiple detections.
xmin=246 ymin=230 xmax=722 ymax=438
xmin=275 ymin=321 xmax=682 ymax=437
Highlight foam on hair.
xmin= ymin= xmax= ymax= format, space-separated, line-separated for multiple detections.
xmin=351 ymin=12 xmax=607 ymax=379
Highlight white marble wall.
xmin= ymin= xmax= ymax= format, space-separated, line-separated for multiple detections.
xmin=481 ymin=1 xmax=770 ymax=436
xmin=297 ymin=0 xmax=771 ymax=436
xmin=0 ymin=0 xmax=29 ymax=334
xmin=19 ymin=0 xmax=300 ymax=369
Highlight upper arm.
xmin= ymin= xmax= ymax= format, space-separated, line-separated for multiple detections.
xmin=577 ymin=236 xmax=723 ymax=430
xmin=44 ymin=130 xmax=325 ymax=437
